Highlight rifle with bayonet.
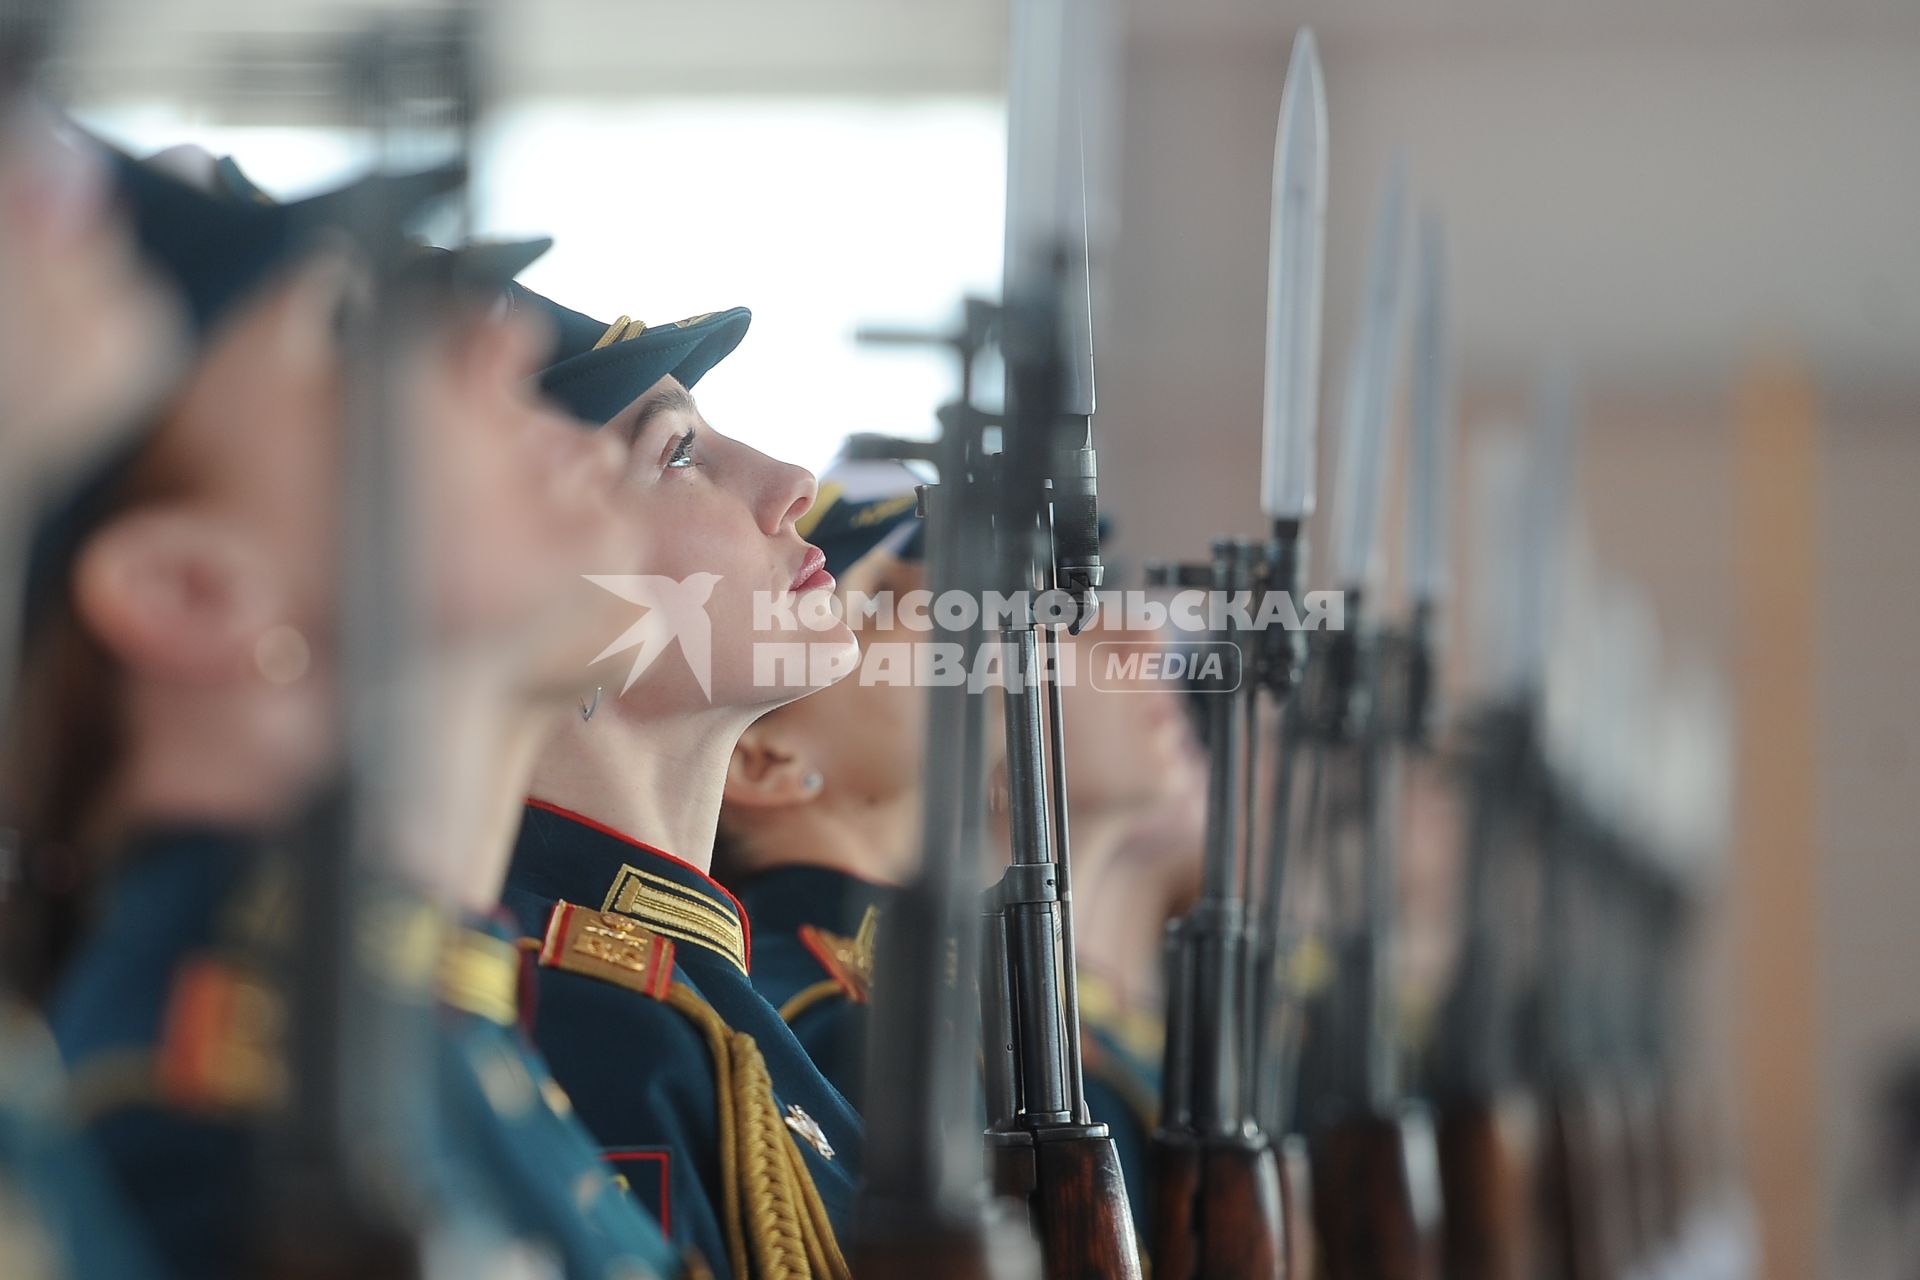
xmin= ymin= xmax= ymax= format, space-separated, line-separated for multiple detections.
xmin=852 ymin=1 xmax=1136 ymax=1274
xmin=1420 ymin=253 xmax=1551 ymax=1280
xmin=852 ymin=297 xmax=1040 ymax=1280
xmin=264 ymin=15 xmax=485 ymax=1277
xmin=1496 ymin=371 xmax=1645 ymax=1280
xmin=1288 ymin=154 xmax=1446 ymax=1280
xmin=977 ymin=3 xmax=1139 ymax=1266
xmin=1148 ymin=28 xmax=1326 ymax=1280
xmin=1541 ymin=580 xmax=1680 ymax=1280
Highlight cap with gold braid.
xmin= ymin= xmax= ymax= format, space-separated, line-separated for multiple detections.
xmin=510 ymin=285 xmax=751 ymax=426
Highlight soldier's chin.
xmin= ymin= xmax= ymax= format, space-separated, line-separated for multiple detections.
xmin=743 ymin=631 xmax=859 ymax=705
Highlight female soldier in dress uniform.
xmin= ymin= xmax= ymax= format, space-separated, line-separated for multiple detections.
xmin=497 ymin=286 xmax=865 ymax=1280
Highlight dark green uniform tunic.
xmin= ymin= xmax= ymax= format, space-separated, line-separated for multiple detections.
xmin=50 ymin=829 xmax=681 ymax=1279
xmin=727 ymin=866 xmax=893 ymax=1110
xmin=729 ymin=860 xmax=1158 ymax=1238
xmin=503 ymin=801 xmax=863 ymax=1280
xmin=0 ymin=1007 xmax=165 ymax=1280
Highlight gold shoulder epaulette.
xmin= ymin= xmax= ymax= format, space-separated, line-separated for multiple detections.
xmin=797 ymin=905 xmax=879 ymax=1006
xmin=156 ymin=956 xmax=286 ymax=1112
xmin=441 ymin=927 xmax=522 ymax=1026
xmin=538 ymin=901 xmax=675 ymax=1000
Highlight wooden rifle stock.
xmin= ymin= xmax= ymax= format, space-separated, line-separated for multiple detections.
xmin=1619 ymin=1078 xmax=1675 ymax=1260
xmin=262 ymin=1217 xmax=419 ymax=1280
xmin=1148 ymin=1131 xmax=1202 ymax=1280
xmin=997 ymin=1129 xmax=1144 ymax=1280
xmin=1311 ymin=1113 xmax=1440 ymax=1280
xmin=1200 ymin=1137 xmax=1287 ymax=1278
xmin=853 ymin=1217 xmax=1038 ymax=1280
xmin=1150 ymin=1129 xmax=1287 ymax=1280
xmin=1277 ymin=1135 xmax=1317 ymax=1280
xmin=1035 ymin=1133 xmax=1145 ymax=1280
xmin=1539 ymin=1088 xmax=1636 ymax=1280
xmin=1434 ymin=1095 xmax=1538 ymax=1280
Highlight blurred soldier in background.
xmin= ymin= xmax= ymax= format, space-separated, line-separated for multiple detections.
xmin=1073 ymin=774 xmax=1206 ymax=1226
xmin=711 ymin=453 xmax=939 ymax=1108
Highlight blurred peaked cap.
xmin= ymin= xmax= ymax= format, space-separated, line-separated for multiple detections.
xmin=794 ymin=454 xmax=929 ymax=577
xmin=104 ymin=144 xmax=466 ymax=334
xmin=213 ymin=153 xmax=274 ymax=204
xmin=209 ymin=153 xmax=550 ymax=301
xmin=143 ymin=143 xmax=221 ymax=191
xmin=21 ymin=150 xmax=475 ymax=640
xmin=793 ymin=448 xmax=1116 ymax=579
xmin=406 ymin=238 xmax=554 ymax=300
xmin=510 ymin=283 xmax=751 ymax=427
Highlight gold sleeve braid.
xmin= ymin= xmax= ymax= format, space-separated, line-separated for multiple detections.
xmin=776 ymin=980 xmax=847 ymax=1026
xmin=661 ymin=983 xmax=851 ymax=1280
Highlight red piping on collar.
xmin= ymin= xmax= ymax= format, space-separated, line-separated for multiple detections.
xmin=524 ymin=797 xmax=753 ymax=968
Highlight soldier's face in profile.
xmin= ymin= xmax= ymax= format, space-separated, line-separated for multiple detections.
xmin=592 ymin=376 xmax=857 ymax=714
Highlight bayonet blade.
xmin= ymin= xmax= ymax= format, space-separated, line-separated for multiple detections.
xmin=1260 ymin=27 xmax=1328 ymax=522
xmin=1331 ymin=154 xmax=1410 ymax=591
xmin=1062 ymin=123 xmax=1096 ymax=418
xmin=1407 ymin=212 xmax=1453 ymax=605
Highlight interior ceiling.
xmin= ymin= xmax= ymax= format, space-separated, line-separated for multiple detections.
xmin=54 ymin=0 xmax=1920 ymax=388
xmin=1129 ymin=0 xmax=1920 ymax=41
xmin=54 ymin=0 xmax=1920 ymax=109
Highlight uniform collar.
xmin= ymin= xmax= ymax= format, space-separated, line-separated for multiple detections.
xmin=510 ymin=799 xmax=751 ymax=974
xmin=730 ymin=863 xmax=897 ymax=940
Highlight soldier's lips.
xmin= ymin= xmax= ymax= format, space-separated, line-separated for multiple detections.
xmin=789 ymin=546 xmax=834 ymax=594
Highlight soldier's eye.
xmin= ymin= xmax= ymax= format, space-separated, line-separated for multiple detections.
xmin=664 ymin=428 xmax=698 ymax=470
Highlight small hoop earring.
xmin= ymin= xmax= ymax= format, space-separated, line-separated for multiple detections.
xmin=579 ymin=687 xmax=603 ymax=722
xmin=254 ymin=624 xmax=312 ymax=687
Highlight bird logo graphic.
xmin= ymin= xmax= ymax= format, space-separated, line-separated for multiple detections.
xmin=584 ymin=574 xmax=724 ymax=700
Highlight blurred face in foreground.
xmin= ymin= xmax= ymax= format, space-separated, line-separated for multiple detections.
xmin=66 ymin=261 xmax=637 ymax=799
xmin=0 ymin=118 xmax=184 ymax=478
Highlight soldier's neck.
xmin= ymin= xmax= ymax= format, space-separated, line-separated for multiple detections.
xmin=106 ymin=655 xmax=550 ymax=918
xmin=528 ymin=706 xmax=751 ymax=875
xmin=103 ymin=662 xmax=338 ymax=849
xmin=740 ymin=789 xmax=921 ymax=888
xmin=396 ymin=667 xmax=555 ymax=916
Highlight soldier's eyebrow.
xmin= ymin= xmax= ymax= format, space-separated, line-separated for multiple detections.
xmin=631 ymin=386 xmax=698 ymax=435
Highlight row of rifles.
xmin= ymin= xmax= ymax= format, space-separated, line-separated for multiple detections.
xmin=850 ymin=7 xmax=1750 ymax=1280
